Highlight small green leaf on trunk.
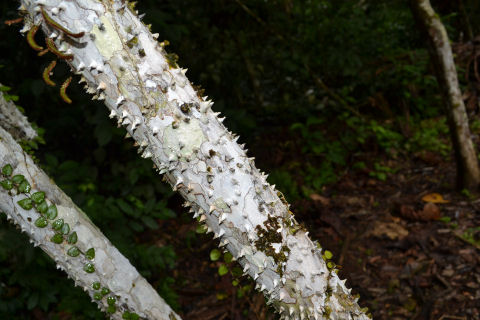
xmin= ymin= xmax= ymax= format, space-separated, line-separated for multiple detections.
xmin=67 ymin=246 xmax=80 ymax=257
xmin=34 ymin=217 xmax=48 ymax=228
xmin=51 ymin=233 xmax=64 ymax=244
xmin=11 ymin=174 xmax=25 ymax=184
xmin=67 ymin=231 xmax=78 ymax=244
xmin=52 ymin=219 xmax=64 ymax=230
xmin=18 ymin=180 xmax=31 ymax=193
xmin=46 ymin=204 xmax=57 ymax=220
xmin=107 ymin=296 xmax=116 ymax=305
xmin=61 ymin=223 xmax=70 ymax=235
xmin=2 ymin=164 xmax=13 ymax=176
xmin=107 ymin=305 xmax=116 ymax=314
xmin=31 ymin=191 xmax=45 ymax=204
xmin=36 ymin=200 xmax=48 ymax=214
xmin=0 ymin=180 xmax=13 ymax=190
xmin=17 ymin=198 xmax=33 ymax=210
xmin=84 ymin=263 xmax=95 ymax=273
xmin=85 ymin=248 xmax=95 ymax=260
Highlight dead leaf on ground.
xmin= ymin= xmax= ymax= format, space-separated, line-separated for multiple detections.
xmin=398 ymin=203 xmax=440 ymax=221
xmin=399 ymin=204 xmax=416 ymax=220
xmin=419 ymin=202 xmax=441 ymax=220
xmin=336 ymin=195 xmax=366 ymax=206
xmin=422 ymin=193 xmax=450 ymax=203
xmin=309 ymin=193 xmax=330 ymax=206
xmin=367 ymin=221 xmax=409 ymax=240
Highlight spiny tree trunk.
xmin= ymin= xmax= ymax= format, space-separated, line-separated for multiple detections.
xmin=16 ymin=0 xmax=369 ymax=319
xmin=410 ymin=0 xmax=480 ymax=190
xmin=0 ymin=91 xmax=180 ymax=320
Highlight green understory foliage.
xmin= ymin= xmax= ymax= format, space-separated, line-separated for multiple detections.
xmin=0 ymin=0 xmax=479 ymax=318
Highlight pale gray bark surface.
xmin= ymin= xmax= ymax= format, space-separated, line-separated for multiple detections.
xmin=0 ymin=97 xmax=180 ymax=319
xmin=410 ymin=0 xmax=480 ymax=189
xmin=17 ymin=1 xmax=370 ymax=319
xmin=0 ymin=88 xmax=37 ymax=141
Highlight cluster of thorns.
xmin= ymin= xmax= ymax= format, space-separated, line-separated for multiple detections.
xmin=6 ymin=7 xmax=85 ymax=104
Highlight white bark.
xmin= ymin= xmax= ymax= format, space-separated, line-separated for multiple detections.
xmin=410 ymin=0 xmax=480 ymax=189
xmin=17 ymin=1 xmax=369 ymax=319
xmin=0 ymin=97 xmax=180 ymax=319
xmin=0 ymin=88 xmax=37 ymax=141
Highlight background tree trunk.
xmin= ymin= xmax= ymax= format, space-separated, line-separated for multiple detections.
xmin=410 ymin=0 xmax=480 ymax=190
xmin=17 ymin=0 xmax=369 ymax=319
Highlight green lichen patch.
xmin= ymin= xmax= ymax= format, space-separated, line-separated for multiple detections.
xmin=91 ymin=14 xmax=123 ymax=60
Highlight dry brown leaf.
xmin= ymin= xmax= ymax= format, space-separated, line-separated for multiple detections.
xmin=421 ymin=193 xmax=450 ymax=203
xmin=399 ymin=205 xmax=416 ymax=220
xmin=309 ymin=193 xmax=330 ymax=206
xmin=367 ymin=221 xmax=409 ymax=240
xmin=399 ymin=203 xmax=440 ymax=221
xmin=418 ymin=202 xmax=441 ymax=221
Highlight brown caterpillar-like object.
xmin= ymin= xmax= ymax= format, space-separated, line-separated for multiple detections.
xmin=60 ymin=77 xmax=72 ymax=104
xmin=42 ymin=61 xmax=56 ymax=86
xmin=46 ymin=38 xmax=73 ymax=60
xmin=41 ymin=8 xmax=84 ymax=38
xmin=26 ymin=25 xmax=43 ymax=51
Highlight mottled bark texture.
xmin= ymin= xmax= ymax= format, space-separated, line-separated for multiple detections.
xmin=410 ymin=0 xmax=480 ymax=190
xmin=0 ymin=95 xmax=180 ymax=319
xmin=16 ymin=1 xmax=370 ymax=319
xmin=0 ymin=88 xmax=37 ymax=141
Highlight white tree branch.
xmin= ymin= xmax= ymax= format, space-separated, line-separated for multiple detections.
xmin=17 ymin=0 xmax=369 ymax=318
xmin=0 ymin=101 xmax=181 ymax=319
xmin=0 ymin=87 xmax=37 ymax=141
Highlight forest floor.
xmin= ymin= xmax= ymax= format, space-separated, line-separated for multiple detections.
xmin=163 ymin=148 xmax=480 ymax=320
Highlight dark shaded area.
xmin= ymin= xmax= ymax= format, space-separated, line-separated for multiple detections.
xmin=0 ymin=0 xmax=480 ymax=319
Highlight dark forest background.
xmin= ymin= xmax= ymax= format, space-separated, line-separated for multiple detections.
xmin=1 ymin=0 xmax=480 ymax=319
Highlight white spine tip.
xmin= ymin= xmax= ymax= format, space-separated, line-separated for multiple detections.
xmin=116 ymin=95 xmax=125 ymax=106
